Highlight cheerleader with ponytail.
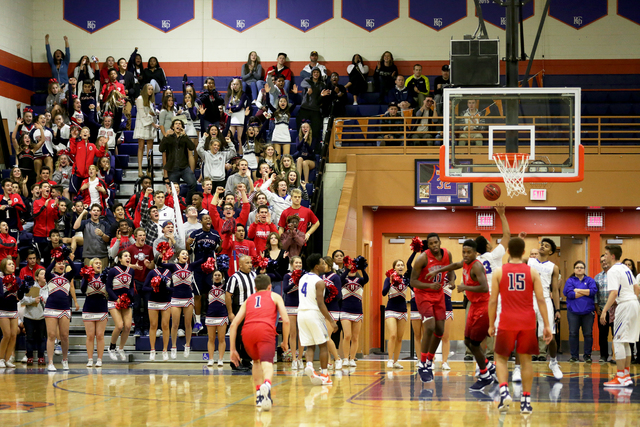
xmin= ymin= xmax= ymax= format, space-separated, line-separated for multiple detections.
xmin=0 ymin=259 xmax=24 ymax=368
xmin=383 ymin=260 xmax=409 ymax=370
xmin=339 ymin=255 xmax=369 ymax=368
xmin=322 ymin=256 xmax=343 ymax=370
xmin=142 ymin=266 xmax=172 ymax=361
xmin=80 ymin=258 xmax=108 ymax=367
xmin=282 ymin=256 xmax=304 ymax=370
xmin=106 ymin=250 xmax=135 ymax=361
xmin=205 ymin=259 xmax=229 ymax=367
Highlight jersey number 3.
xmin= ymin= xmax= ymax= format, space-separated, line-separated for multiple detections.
xmin=254 ymin=296 xmax=262 ymax=308
xmin=482 ymin=260 xmax=492 ymax=274
xmin=507 ymin=273 xmax=526 ymax=291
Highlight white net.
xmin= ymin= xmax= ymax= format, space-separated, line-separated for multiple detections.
xmin=492 ymin=154 xmax=530 ymax=197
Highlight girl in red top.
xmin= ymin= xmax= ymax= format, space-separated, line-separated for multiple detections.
xmin=0 ymin=222 xmax=18 ymax=260
xmin=247 ymin=206 xmax=278 ymax=254
xmin=69 ymin=126 xmax=105 ymax=195
xmin=79 ymin=165 xmax=109 ymax=213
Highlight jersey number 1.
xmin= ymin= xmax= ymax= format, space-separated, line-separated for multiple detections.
xmin=507 ymin=273 xmax=526 ymax=291
xmin=254 ymin=296 xmax=261 ymax=308
xmin=301 ymin=283 xmax=307 ymax=297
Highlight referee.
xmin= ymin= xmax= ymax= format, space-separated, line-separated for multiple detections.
xmin=225 ymin=255 xmax=257 ymax=370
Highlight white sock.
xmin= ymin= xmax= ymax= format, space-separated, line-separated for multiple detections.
xmin=550 ymin=357 xmax=557 ymax=363
xmin=322 ymin=369 xmax=328 ymax=375
xmin=307 ymin=362 xmax=314 ymax=369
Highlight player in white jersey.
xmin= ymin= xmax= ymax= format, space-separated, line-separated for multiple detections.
xmin=601 ymin=245 xmax=640 ymax=388
xmin=298 ymin=254 xmax=338 ymax=386
xmin=527 ymin=238 xmax=563 ymax=380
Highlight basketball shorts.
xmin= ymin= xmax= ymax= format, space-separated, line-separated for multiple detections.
xmin=464 ymin=301 xmax=489 ymax=343
xmin=297 ymin=310 xmax=329 ymax=346
xmin=416 ymin=291 xmax=446 ymax=322
xmin=613 ymin=300 xmax=640 ymax=343
xmin=495 ymin=329 xmax=538 ymax=357
xmin=534 ymin=297 xmax=556 ymax=337
xmin=242 ymin=325 xmax=276 ymax=363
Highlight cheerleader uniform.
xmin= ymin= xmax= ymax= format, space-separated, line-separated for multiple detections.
xmin=205 ymin=281 xmax=228 ymax=326
xmin=143 ymin=268 xmax=173 ymax=311
xmin=157 ymin=259 xmax=205 ymax=307
xmin=227 ymin=93 xmax=249 ymax=126
xmin=383 ymin=277 xmax=408 ymax=321
xmin=409 ymin=289 xmax=421 ymax=321
xmin=444 ymin=281 xmax=454 ymax=320
xmin=183 ymin=105 xmax=198 ymax=138
xmin=241 ymin=138 xmax=259 ymax=170
xmin=339 ymin=271 xmax=369 ymax=322
xmin=282 ymin=272 xmax=300 ymax=316
xmin=106 ymin=264 xmax=134 ymax=310
xmin=323 ymin=272 xmax=342 ymax=322
xmin=0 ymin=276 xmax=24 ymax=319
xmin=80 ymin=273 xmax=108 ymax=321
xmin=44 ymin=261 xmax=78 ymax=319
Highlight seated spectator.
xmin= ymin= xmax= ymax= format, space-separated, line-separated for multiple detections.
xmin=346 ymin=54 xmax=369 ymax=106
xmin=411 ymin=97 xmax=440 ymax=146
xmin=242 ymin=51 xmax=263 ymax=100
xmin=563 ymin=260 xmax=597 ymax=363
xmin=322 ymin=72 xmax=348 ymax=118
xmin=374 ymin=51 xmax=398 ymax=104
xmin=159 ymin=118 xmax=197 ymax=193
xmin=458 ymin=99 xmax=484 ymax=146
xmin=20 ymin=250 xmax=43 ymax=280
xmin=300 ymin=51 xmax=328 ymax=81
xmin=260 ymin=144 xmax=279 ymax=172
xmin=405 ymin=64 xmax=430 ymax=107
xmin=379 ymin=102 xmax=404 ymax=146
xmin=280 ymin=215 xmax=305 ymax=257
xmin=277 ymin=188 xmax=319 ymax=241
xmin=387 ymin=75 xmax=412 ymax=110
xmin=278 ymin=154 xmax=296 ymax=180
xmin=247 ymin=205 xmax=278 ymax=254
xmin=433 ymin=64 xmax=450 ymax=116
xmin=264 ymin=53 xmax=293 ymax=94
xmin=141 ymin=56 xmax=166 ymax=94
xmin=293 ymin=122 xmax=319 ymax=184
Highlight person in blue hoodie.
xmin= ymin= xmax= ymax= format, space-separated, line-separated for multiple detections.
xmin=563 ymin=260 xmax=598 ymax=363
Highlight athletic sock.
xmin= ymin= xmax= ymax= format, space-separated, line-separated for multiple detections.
xmin=521 ymin=391 xmax=531 ymax=402
xmin=264 ymin=379 xmax=272 ymax=389
xmin=256 ymin=385 xmax=261 ymax=391
xmin=480 ymin=367 xmax=488 ymax=376
xmin=624 ymin=368 xmax=630 ymax=376
xmin=426 ymin=352 xmax=434 ymax=362
xmin=420 ymin=353 xmax=428 ymax=363
xmin=109 ymin=343 xmax=116 ymax=351
xmin=307 ymin=362 xmax=314 ymax=369
xmin=322 ymin=369 xmax=328 ymax=375
xmin=499 ymin=383 xmax=509 ymax=394
xmin=617 ymin=370 xmax=626 ymax=378
xmin=515 ymin=364 xmax=520 ymax=370
xmin=550 ymin=357 xmax=557 ymax=364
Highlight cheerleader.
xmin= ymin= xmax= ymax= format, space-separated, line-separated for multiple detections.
xmin=406 ymin=250 xmax=423 ymax=361
xmin=142 ymin=266 xmax=172 ymax=361
xmin=239 ymin=122 xmax=266 ymax=178
xmin=265 ymin=92 xmax=293 ymax=156
xmin=383 ymin=260 xmax=408 ymax=369
xmin=206 ymin=270 xmax=228 ymax=367
xmin=30 ymin=114 xmax=54 ymax=176
xmin=80 ymin=258 xmax=109 ymax=367
xmin=322 ymin=256 xmax=343 ymax=370
xmin=157 ymin=249 xmax=206 ymax=359
xmin=0 ymin=258 xmax=24 ymax=368
xmin=340 ymin=258 xmax=369 ymax=367
xmin=225 ymin=77 xmax=250 ymax=142
xmin=282 ymin=256 xmax=303 ymax=370
xmin=182 ymin=91 xmax=198 ymax=171
xmin=106 ymin=251 xmax=135 ymax=361
xmin=43 ymin=253 xmax=79 ymax=371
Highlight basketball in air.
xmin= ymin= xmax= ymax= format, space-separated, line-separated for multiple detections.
xmin=483 ymin=184 xmax=501 ymax=201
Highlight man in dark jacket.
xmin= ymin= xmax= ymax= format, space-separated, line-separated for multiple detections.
xmin=159 ymin=118 xmax=197 ymax=192
xmin=198 ymin=77 xmax=225 ymax=133
xmin=297 ymin=67 xmax=331 ymax=139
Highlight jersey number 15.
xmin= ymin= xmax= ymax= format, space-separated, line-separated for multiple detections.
xmin=507 ymin=273 xmax=526 ymax=291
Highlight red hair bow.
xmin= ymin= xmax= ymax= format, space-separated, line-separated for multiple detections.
xmin=58 ymin=149 xmax=70 ymax=157
xmin=49 ymin=78 xmax=58 ymax=84
xmin=103 ymin=111 xmax=113 ymax=118
xmin=71 ymin=94 xmax=78 ymax=100
xmin=23 ymin=107 xmax=33 ymax=113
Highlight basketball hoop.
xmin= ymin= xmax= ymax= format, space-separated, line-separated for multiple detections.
xmin=492 ymin=153 xmax=530 ymax=197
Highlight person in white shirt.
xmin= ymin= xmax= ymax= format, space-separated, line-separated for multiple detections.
xmin=601 ymin=244 xmax=640 ymax=387
xmin=154 ymin=191 xmax=175 ymax=224
xmin=297 ymin=254 xmax=338 ymax=386
xmin=182 ymin=206 xmax=202 ymax=236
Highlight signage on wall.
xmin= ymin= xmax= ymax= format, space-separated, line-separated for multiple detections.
xmin=212 ymin=0 xmax=269 ymax=32
xmin=276 ymin=0 xmax=334 ymax=32
xmin=409 ymin=0 xmax=467 ymax=31
xmin=138 ymin=0 xmax=195 ymax=32
xmin=476 ymin=0 xmax=535 ymax=29
xmin=342 ymin=0 xmax=399 ymax=32
xmin=618 ymin=0 xmax=640 ymax=26
xmin=549 ymin=0 xmax=608 ymax=29
xmin=415 ymin=160 xmax=472 ymax=206
xmin=530 ymin=188 xmax=547 ymax=201
xmin=64 ymin=0 xmax=120 ymax=33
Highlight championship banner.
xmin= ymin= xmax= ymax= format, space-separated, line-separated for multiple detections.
xmin=212 ymin=0 xmax=269 ymax=32
xmin=138 ymin=0 xmax=195 ymax=33
xmin=617 ymin=0 xmax=640 ymax=26
xmin=476 ymin=0 xmax=535 ymax=29
xmin=408 ymin=0 xmax=467 ymax=31
xmin=276 ymin=0 xmax=334 ymax=32
xmin=342 ymin=0 xmax=399 ymax=32
xmin=549 ymin=0 xmax=608 ymax=29
xmin=64 ymin=0 xmax=120 ymax=33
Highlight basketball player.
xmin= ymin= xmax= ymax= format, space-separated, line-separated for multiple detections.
xmin=410 ymin=233 xmax=454 ymax=383
xmin=229 ymin=274 xmax=290 ymax=411
xmin=427 ymin=240 xmax=495 ymax=391
xmin=601 ymin=245 xmax=640 ymax=387
xmin=527 ymin=238 xmax=563 ymax=380
xmin=297 ymin=254 xmax=338 ymax=386
xmin=489 ymin=237 xmax=553 ymax=414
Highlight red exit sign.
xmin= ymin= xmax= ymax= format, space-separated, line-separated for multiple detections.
xmin=530 ymin=189 xmax=547 ymax=201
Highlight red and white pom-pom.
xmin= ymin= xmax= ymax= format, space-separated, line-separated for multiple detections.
xmin=410 ymin=237 xmax=423 ymax=253
xmin=156 ymin=241 xmax=170 ymax=254
xmin=291 ymin=269 xmax=304 ymax=286
xmin=391 ymin=272 xmax=404 ymax=288
xmin=161 ymin=248 xmax=174 ymax=262
xmin=80 ymin=266 xmax=95 ymax=280
xmin=3 ymin=275 xmax=17 ymax=293
xmin=150 ymin=276 xmax=161 ymax=293
xmin=115 ymin=294 xmax=131 ymax=310
xmin=324 ymin=282 xmax=339 ymax=303
xmin=202 ymin=257 xmax=216 ymax=274
xmin=51 ymin=247 xmax=63 ymax=261
xmin=251 ymin=255 xmax=269 ymax=270
xmin=385 ymin=268 xmax=395 ymax=279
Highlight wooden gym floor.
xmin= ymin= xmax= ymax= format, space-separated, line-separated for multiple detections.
xmin=0 ymin=360 xmax=637 ymax=426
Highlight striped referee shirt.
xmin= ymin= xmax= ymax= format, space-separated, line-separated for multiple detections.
xmin=226 ymin=270 xmax=257 ymax=314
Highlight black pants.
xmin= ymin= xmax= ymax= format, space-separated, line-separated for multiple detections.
xmin=234 ymin=320 xmax=251 ymax=368
xmin=133 ymin=281 xmax=149 ymax=332
xmin=597 ymin=311 xmax=613 ymax=360
xmin=24 ymin=317 xmax=46 ymax=358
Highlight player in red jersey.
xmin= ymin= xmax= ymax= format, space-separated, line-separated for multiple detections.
xmin=410 ymin=233 xmax=453 ymax=382
xmin=230 ymin=274 xmax=290 ymax=411
xmin=488 ymin=237 xmax=552 ymax=415
xmin=428 ymin=239 xmax=495 ymax=391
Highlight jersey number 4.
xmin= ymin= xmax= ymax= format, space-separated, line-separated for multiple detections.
xmin=301 ymin=283 xmax=307 ymax=297
xmin=507 ymin=273 xmax=526 ymax=291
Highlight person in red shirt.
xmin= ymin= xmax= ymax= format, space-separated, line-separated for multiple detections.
xmin=229 ymin=274 xmax=289 ymax=411
xmin=489 ymin=237 xmax=552 ymax=414
xmin=277 ymin=188 xmax=319 ymax=241
xmin=280 ymin=215 xmax=306 ymax=257
xmin=19 ymin=250 xmax=44 ymax=280
xmin=99 ymin=68 xmax=126 ymax=103
xmin=127 ymin=228 xmax=155 ymax=336
xmin=79 ymin=165 xmax=109 ymax=213
xmin=35 ymin=166 xmax=57 ymax=188
xmin=210 ymin=186 xmax=250 ymax=259
xmin=201 ymin=178 xmax=216 ymax=213
xmin=247 ymin=206 xmax=278 ymax=254
xmin=124 ymin=176 xmax=154 ymax=228
xmin=230 ymin=224 xmax=257 ymax=276
xmin=410 ymin=233 xmax=453 ymax=383
xmin=264 ymin=53 xmax=293 ymax=94
xmin=69 ymin=126 xmax=106 ymax=195
xmin=163 ymin=181 xmax=186 ymax=212
xmin=31 ymin=182 xmax=59 ymax=260
xmin=0 ymin=221 xmax=18 ymax=260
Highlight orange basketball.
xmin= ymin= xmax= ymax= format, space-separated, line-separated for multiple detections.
xmin=483 ymin=184 xmax=501 ymax=201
